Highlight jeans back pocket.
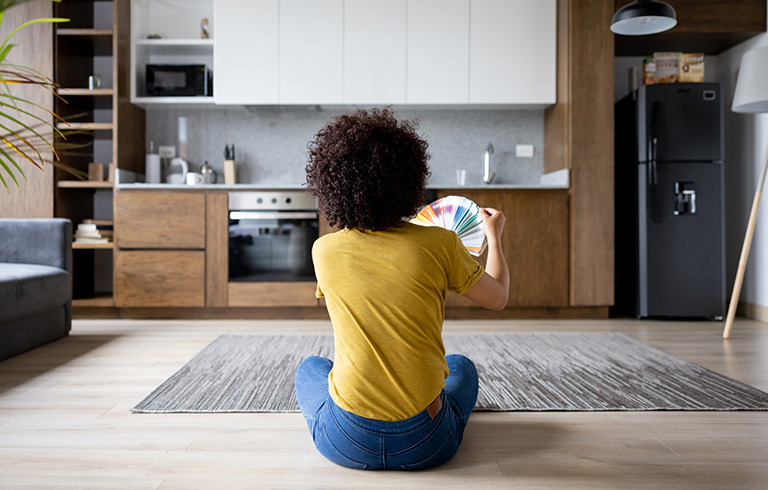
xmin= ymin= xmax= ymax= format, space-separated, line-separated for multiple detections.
xmin=399 ymin=429 xmax=460 ymax=470
xmin=315 ymin=424 xmax=371 ymax=470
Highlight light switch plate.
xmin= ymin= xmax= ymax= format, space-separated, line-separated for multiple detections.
xmin=158 ymin=146 xmax=175 ymax=158
xmin=516 ymin=144 xmax=534 ymax=158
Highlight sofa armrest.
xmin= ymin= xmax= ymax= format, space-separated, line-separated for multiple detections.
xmin=0 ymin=219 xmax=72 ymax=273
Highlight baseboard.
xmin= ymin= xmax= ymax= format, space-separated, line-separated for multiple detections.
xmin=73 ymin=306 xmax=611 ymax=320
xmin=737 ymin=301 xmax=768 ymax=323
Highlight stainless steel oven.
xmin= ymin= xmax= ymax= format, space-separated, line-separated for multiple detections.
xmin=228 ymin=191 xmax=318 ymax=282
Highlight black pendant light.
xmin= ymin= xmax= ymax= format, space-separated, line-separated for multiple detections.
xmin=611 ymin=0 xmax=677 ymax=36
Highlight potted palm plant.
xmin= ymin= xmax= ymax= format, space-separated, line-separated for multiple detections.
xmin=0 ymin=0 xmax=68 ymax=191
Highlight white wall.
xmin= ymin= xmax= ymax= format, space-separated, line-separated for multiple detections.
xmin=716 ymin=32 xmax=768 ymax=312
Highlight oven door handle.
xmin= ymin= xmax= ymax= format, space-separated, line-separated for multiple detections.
xmin=229 ymin=211 xmax=318 ymax=220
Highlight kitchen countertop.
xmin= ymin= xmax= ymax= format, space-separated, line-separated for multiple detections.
xmin=115 ymin=169 xmax=569 ymax=190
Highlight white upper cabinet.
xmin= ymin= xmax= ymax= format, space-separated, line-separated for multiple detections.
xmin=407 ymin=0 xmax=469 ymax=104
xmin=344 ymin=0 xmax=407 ymax=105
xmin=469 ymin=0 xmax=556 ymax=105
xmin=280 ymin=0 xmax=343 ymax=104
xmin=214 ymin=0 xmax=279 ymax=104
xmin=135 ymin=0 xmax=556 ymax=106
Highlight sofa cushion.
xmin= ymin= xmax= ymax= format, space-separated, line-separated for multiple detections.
xmin=0 ymin=263 xmax=70 ymax=324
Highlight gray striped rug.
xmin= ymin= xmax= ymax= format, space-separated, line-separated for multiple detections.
xmin=131 ymin=333 xmax=768 ymax=413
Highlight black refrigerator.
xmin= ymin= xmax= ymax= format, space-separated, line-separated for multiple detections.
xmin=615 ymin=83 xmax=725 ymax=319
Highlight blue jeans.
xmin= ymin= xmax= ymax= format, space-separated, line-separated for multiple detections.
xmin=294 ymin=354 xmax=478 ymax=470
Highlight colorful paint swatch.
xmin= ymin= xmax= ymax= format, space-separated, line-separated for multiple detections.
xmin=411 ymin=195 xmax=487 ymax=256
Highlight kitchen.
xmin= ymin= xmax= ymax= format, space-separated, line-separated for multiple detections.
xmin=4 ymin=0 xmax=766 ymax=322
xmin=3 ymin=1 xmax=768 ymax=487
xmin=66 ymin=0 xmax=603 ymax=318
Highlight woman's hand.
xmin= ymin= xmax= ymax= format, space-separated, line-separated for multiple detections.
xmin=480 ymin=207 xmax=506 ymax=243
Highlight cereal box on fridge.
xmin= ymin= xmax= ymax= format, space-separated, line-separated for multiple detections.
xmin=679 ymin=53 xmax=705 ymax=82
xmin=653 ymin=52 xmax=681 ymax=84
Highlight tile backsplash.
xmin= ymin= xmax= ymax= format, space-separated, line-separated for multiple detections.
xmin=145 ymin=106 xmax=545 ymax=188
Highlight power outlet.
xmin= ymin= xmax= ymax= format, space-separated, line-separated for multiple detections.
xmin=158 ymin=146 xmax=175 ymax=159
xmin=516 ymin=144 xmax=535 ymax=158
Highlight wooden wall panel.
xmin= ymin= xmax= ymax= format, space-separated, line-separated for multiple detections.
xmin=0 ymin=1 xmax=54 ymax=218
xmin=114 ymin=0 xmax=145 ymax=173
xmin=569 ymin=0 xmax=614 ymax=306
xmin=115 ymin=191 xmax=206 ymax=249
xmin=206 ymin=192 xmax=228 ymax=307
xmin=115 ymin=250 xmax=205 ymax=307
xmin=543 ymin=0 xmax=570 ymax=175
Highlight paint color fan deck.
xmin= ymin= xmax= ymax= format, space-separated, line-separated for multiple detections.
xmin=411 ymin=195 xmax=487 ymax=256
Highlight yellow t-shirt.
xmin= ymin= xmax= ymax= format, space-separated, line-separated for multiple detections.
xmin=313 ymin=221 xmax=484 ymax=421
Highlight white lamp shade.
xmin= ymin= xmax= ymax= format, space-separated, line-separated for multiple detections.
xmin=732 ymin=45 xmax=768 ymax=114
xmin=610 ymin=15 xmax=677 ymax=36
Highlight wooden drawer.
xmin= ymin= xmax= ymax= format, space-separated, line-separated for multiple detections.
xmin=115 ymin=191 xmax=206 ymax=249
xmin=115 ymin=250 xmax=205 ymax=307
xmin=228 ymin=282 xmax=318 ymax=307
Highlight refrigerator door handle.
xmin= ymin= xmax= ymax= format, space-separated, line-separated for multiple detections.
xmin=650 ymin=137 xmax=659 ymax=186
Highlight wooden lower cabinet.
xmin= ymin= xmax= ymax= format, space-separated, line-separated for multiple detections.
xmin=107 ymin=188 xmax=569 ymax=313
xmin=115 ymin=250 xmax=206 ymax=307
xmin=438 ymin=189 xmax=569 ymax=308
xmin=228 ymin=282 xmax=319 ymax=307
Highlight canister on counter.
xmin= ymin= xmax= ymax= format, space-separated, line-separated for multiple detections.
xmin=224 ymin=144 xmax=237 ymax=185
xmin=145 ymin=141 xmax=161 ymax=183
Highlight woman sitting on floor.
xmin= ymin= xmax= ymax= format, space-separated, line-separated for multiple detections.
xmin=294 ymin=107 xmax=510 ymax=470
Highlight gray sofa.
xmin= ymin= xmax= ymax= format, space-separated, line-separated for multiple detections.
xmin=0 ymin=219 xmax=72 ymax=361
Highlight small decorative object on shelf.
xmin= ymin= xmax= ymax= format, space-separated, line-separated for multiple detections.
xmin=88 ymin=162 xmax=104 ymax=182
xmin=201 ymin=18 xmax=209 ymax=39
xmin=88 ymin=74 xmax=102 ymax=90
xmin=146 ymin=33 xmax=161 ymax=39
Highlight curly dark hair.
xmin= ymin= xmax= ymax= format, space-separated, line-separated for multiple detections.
xmin=305 ymin=107 xmax=431 ymax=231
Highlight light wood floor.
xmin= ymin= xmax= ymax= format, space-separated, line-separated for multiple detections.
xmin=1 ymin=317 xmax=767 ymax=489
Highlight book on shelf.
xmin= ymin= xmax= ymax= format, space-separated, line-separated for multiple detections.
xmin=82 ymin=219 xmax=113 ymax=227
xmin=74 ymin=220 xmax=114 ymax=244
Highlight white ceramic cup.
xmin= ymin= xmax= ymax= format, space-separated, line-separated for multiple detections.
xmin=186 ymin=172 xmax=203 ymax=185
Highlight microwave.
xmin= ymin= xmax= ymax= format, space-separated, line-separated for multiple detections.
xmin=145 ymin=64 xmax=212 ymax=97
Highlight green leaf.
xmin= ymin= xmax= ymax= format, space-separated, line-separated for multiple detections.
xmin=0 ymin=43 xmax=15 ymax=63
xmin=0 ymin=107 xmax=56 ymax=154
xmin=0 ymin=148 xmax=24 ymax=190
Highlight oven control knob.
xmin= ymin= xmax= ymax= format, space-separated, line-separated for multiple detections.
xmin=285 ymin=197 xmax=292 ymax=204
xmin=256 ymin=198 xmax=263 ymax=204
xmin=271 ymin=198 xmax=278 ymax=204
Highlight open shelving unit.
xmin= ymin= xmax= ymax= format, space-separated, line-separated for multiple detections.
xmin=53 ymin=0 xmax=145 ymax=304
xmin=130 ymin=0 xmax=215 ymax=106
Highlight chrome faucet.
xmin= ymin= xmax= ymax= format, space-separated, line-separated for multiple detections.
xmin=483 ymin=143 xmax=495 ymax=184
